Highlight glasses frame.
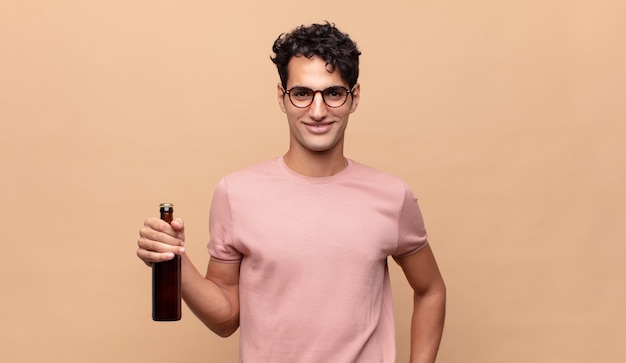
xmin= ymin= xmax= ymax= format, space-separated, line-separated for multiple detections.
xmin=282 ymin=85 xmax=355 ymax=109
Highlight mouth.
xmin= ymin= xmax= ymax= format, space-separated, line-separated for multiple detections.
xmin=303 ymin=121 xmax=335 ymax=134
xmin=303 ymin=121 xmax=334 ymax=127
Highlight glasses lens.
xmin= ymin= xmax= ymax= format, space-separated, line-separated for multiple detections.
xmin=289 ymin=87 xmax=314 ymax=107
xmin=322 ymin=87 xmax=348 ymax=107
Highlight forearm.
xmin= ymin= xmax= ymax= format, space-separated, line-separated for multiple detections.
xmin=408 ymin=286 xmax=446 ymax=363
xmin=180 ymin=254 xmax=240 ymax=337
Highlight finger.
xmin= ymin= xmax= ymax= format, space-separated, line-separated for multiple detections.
xmin=139 ymin=224 xmax=184 ymax=247
xmin=153 ymin=217 xmax=186 ymax=243
xmin=136 ymin=237 xmax=184 ymax=266
xmin=143 ymin=217 xmax=179 ymax=237
xmin=137 ymin=235 xmax=185 ymax=254
xmin=170 ymin=218 xmax=186 ymax=240
xmin=170 ymin=218 xmax=184 ymax=231
xmin=136 ymin=247 xmax=176 ymax=264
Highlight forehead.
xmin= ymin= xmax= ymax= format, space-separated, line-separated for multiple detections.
xmin=286 ymin=55 xmax=348 ymax=88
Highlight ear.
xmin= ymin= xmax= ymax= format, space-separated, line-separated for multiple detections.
xmin=349 ymin=83 xmax=360 ymax=113
xmin=277 ymin=83 xmax=287 ymax=113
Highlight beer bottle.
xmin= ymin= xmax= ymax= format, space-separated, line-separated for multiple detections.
xmin=152 ymin=203 xmax=181 ymax=321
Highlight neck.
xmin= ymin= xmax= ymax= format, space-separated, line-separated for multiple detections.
xmin=283 ymin=149 xmax=348 ymax=177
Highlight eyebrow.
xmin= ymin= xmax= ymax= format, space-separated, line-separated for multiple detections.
xmin=289 ymin=84 xmax=347 ymax=90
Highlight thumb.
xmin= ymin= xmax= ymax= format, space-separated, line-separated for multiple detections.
xmin=170 ymin=218 xmax=185 ymax=242
xmin=171 ymin=218 xmax=185 ymax=232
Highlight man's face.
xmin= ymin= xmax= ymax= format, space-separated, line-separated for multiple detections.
xmin=278 ymin=55 xmax=360 ymax=155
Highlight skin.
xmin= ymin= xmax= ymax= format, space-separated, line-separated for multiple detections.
xmin=137 ymin=54 xmax=446 ymax=362
xmin=278 ymin=55 xmax=360 ymax=177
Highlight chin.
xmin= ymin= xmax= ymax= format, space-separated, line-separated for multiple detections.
xmin=306 ymin=142 xmax=341 ymax=153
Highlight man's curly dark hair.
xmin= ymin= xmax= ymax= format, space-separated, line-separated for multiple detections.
xmin=271 ymin=22 xmax=361 ymax=89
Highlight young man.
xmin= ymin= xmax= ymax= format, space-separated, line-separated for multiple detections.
xmin=137 ymin=22 xmax=446 ymax=362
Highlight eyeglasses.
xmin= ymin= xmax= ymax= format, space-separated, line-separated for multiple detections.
xmin=282 ymin=86 xmax=354 ymax=108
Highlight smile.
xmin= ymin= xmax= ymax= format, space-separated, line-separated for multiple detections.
xmin=303 ymin=122 xmax=335 ymax=134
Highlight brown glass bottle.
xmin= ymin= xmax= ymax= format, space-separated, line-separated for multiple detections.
xmin=152 ymin=203 xmax=181 ymax=321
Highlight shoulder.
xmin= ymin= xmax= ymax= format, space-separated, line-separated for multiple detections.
xmin=221 ymin=158 xmax=282 ymax=183
xmin=348 ymin=159 xmax=409 ymax=190
xmin=213 ymin=158 xmax=285 ymax=201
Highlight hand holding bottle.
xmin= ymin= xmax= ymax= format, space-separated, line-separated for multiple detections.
xmin=137 ymin=216 xmax=185 ymax=266
xmin=137 ymin=204 xmax=184 ymax=321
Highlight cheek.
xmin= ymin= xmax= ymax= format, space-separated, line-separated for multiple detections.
xmin=332 ymin=109 xmax=353 ymax=121
xmin=285 ymin=107 xmax=307 ymax=120
xmin=284 ymin=110 xmax=300 ymax=127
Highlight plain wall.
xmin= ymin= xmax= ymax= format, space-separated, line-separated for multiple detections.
xmin=1 ymin=1 xmax=624 ymax=362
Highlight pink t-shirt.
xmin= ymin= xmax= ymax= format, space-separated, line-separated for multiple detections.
xmin=208 ymin=157 xmax=428 ymax=362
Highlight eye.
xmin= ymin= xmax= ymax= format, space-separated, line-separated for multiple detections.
xmin=290 ymin=87 xmax=313 ymax=99
xmin=323 ymin=87 xmax=347 ymax=100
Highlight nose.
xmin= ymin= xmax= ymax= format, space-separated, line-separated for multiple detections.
xmin=309 ymin=91 xmax=328 ymax=120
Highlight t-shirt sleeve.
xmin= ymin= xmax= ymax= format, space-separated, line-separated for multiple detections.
xmin=394 ymin=183 xmax=429 ymax=257
xmin=207 ymin=178 xmax=243 ymax=263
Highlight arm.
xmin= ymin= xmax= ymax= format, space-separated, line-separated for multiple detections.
xmin=394 ymin=244 xmax=446 ymax=363
xmin=137 ymin=217 xmax=240 ymax=337
xmin=181 ymin=256 xmax=240 ymax=337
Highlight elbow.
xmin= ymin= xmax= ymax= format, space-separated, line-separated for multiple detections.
xmin=416 ymin=277 xmax=447 ymax=301
xmin=438 ymin=279 xmax=447 ymax=298
xmin=214 ymin=325 xmax=239 ymax=338
xmin=434 ymin=278 xmax=447 ymax=302
xmin=208 ymin=317 xmax=240 ymax=338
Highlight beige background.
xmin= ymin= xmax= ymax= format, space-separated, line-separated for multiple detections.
xmin=1 ymin=1 xmax=625 ymax=362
